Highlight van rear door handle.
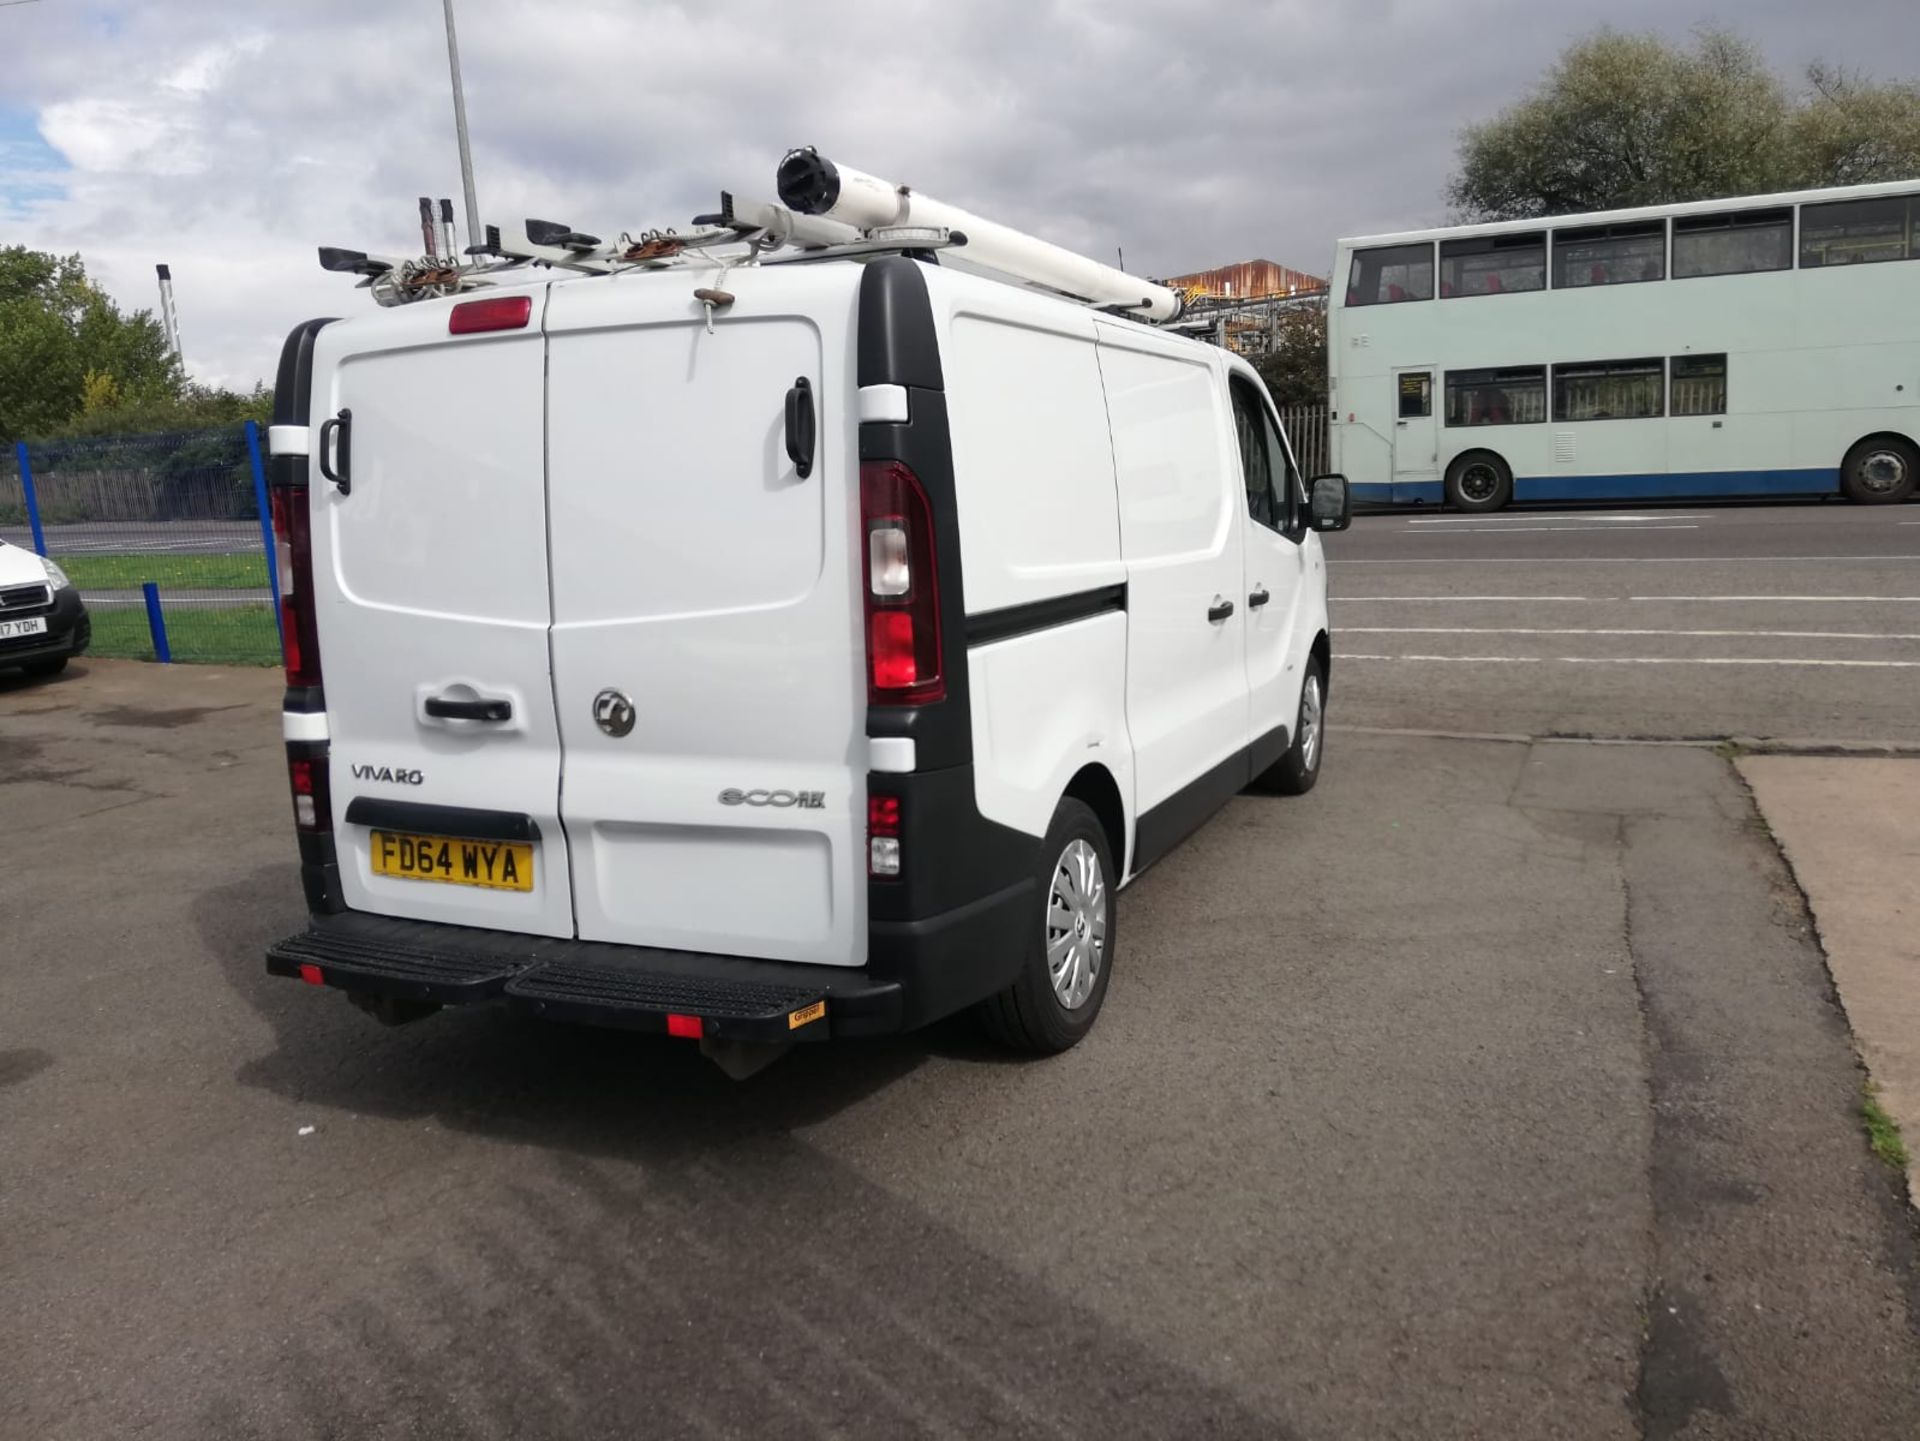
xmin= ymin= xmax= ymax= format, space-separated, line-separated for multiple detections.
xmin=1248 ymin=588 xmax=1271 ymax=608
xmin=424 ymin=696 xmax=512 ymax=722
xmin=784 ymin=376 xmax=815 ymax=479
xmin=316 ymin=408 xmax=352 ymax=495
xmin=1207 ymin=598 xmax=1235 ymax=623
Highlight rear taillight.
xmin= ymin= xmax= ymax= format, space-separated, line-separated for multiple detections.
xmin=860 ymin=460 xmax=943 ymax=705
xmin=868 ymin=792 xmax=902 ymax=878
xmin=269 ymin=485 xmax=322 ymax=688
xmin=288 ymin=753 xmax=333 ymax=833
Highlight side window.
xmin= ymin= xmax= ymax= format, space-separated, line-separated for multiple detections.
xmin=1439 ymin=232 xmax=1546 ymax=296
xmin=1552 ymin=358 xmax=1665 ymax=421
xmin=1346 ymin=243 xmax=1434 ymax=306
xmin=1673 ymin=209 xmax=1792 ymax=278
xmin=1551 ymin=221 xmax=1666 ymax=287
xmin=1231 ymin=380 xmax=1293 ymax=534
xmin=1671 ymin=354 xmax=1728 ymax=415
xmin=1398 ymin=372 xmax=1433 ymax=418
xmin=1444 ymin=367 xmax=1546 ymax=426
xmin=1799 ymin=194 xmax=1919 ymax=267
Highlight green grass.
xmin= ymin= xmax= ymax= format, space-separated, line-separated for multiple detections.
xmin=87 ymin=601 xmax=281 ymax=666
xmin=1863 ymin=1084 xmax=1911 ymax=1172
xmin=62 ymin=552 xmax=268 ymax=591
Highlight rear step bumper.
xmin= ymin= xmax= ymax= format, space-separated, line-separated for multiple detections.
xmin=266 ymin=911 xmax=921 ymax=1042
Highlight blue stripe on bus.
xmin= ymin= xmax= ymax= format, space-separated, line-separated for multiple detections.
xmin=1356 ymin=469 xmax=1843 ymax=506
xmin=1513 ymin=468 xmax=1840 ymax=501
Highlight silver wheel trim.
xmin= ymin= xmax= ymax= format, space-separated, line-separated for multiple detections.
xmin=1459 ymin=462 xmax=1499 ymax=502
xmin=1856 ymin=449 xmax=1908 ymax=493
xmin=1299 ymin=673 xmax=1323 ymax=772
xmin=1046 ymin=838 xmax=1107 ymax=1011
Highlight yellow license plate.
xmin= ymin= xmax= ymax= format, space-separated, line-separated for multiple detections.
xmin=370 ymin=831 xmax=535 ymax=892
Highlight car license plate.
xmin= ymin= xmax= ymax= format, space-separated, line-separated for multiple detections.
xmin=370 ymin=831 xmax=534 ymax=892
xmin=0 ymin=617 xmax=49 ymax=640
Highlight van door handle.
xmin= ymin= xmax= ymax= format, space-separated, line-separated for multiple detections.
xmin=1207 ymin=598 xmax=1235 ymax=623
xmin=1248 ymin=587 xmax=1271 ymax=608
xmin=784 ymin=376 xmax=815 ymax=479
xmin=424 ymin=696 xmax=512 ymax=722
xmin=316 ymin=408 xmax=352 ymax=495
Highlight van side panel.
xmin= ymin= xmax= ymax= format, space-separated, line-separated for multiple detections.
xmin=1093 ymin=323 xmax=1250 ymax=846
xmin=934 ymin=278 xmax=1133 ymax=850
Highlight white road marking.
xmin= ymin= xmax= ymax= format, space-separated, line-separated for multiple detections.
xmin=1332 ymin=555 xmax=1920 ymax=564
xmin=1405 ymin=524 xmax=1701 ymax=535
xmin=1336 ymin=653 xmax=1920 ymax=668
xmin=1343 ymin=627 xmax=1920 ymax=641
xmin=1627 ymin=594 xmax=1920 ymax=602
xmin=1405 ymin=513 xmax=1712 ymax=524
xmin=1337 ymin=595 xmax=1595 ymax=602
xmin=1337 ymin=653 xmax=1542 ymax=663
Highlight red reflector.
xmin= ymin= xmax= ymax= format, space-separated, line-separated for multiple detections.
xmin=869 ymin=610 xmax=919 ymax=689
xmin=666 ymin=1013 xmax=703 ymax=1039
xmin=449 ymin=294 xmax=533 ymax=334
xmin=868 ymin=794 xmax=901 ymax=836
xmin=298 ymin=963 xmax=324 ymax=986
xmin=289 ymin=759 xmax=315 ymax=796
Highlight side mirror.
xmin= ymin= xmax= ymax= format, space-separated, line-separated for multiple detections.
xmin=1308 ymin=473 xmax=1352 ymax=533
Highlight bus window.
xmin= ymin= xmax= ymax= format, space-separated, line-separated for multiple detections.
xmin=1674 ymin=209 xmax=1792 ymax=278
xmin=1399 ymin=372 xmax=1433 ymax=418
xmin=1799 ymin=194 xmax=1919 ymax=267
xmin=1347 ymin=243 xmax=1434 ymax=306
xmin=1553 ymin=359 xmax=1665 ymax=421
xmin=1444 ymin=367 xmax=1546 ymax=426
xmin=1439 ymin=233 xmax=1545 ymax=297
xmin=1552 ymin=221 xmax=1666 ymax=288
xmin=1671 ymin=355 xmax=1728 ymax=415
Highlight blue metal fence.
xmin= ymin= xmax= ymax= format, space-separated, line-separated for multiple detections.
xmin=2 ymin=425 xmax=282 ymax=665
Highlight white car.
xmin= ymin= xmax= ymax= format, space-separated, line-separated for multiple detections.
xmin=265 ymin=160 xmax=1350 ymax=1070
xmin=0 ymin=539 xmax=89 ymax=678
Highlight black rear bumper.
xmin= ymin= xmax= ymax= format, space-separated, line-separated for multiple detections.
xmin=267 ymin=879 xmax=1032 ymax=1043
xmin=0 ymin=587 xmax=90 ymax=668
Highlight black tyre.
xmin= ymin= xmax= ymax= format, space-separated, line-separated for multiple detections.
xmin=978 ymin=797 xmax=1116 ymax=1055
xmin=1445 ymin=451 xmax=1512 ymax=513
xmin=1252 ymin=656 xmax=1326 ymax=795
xmin=1840 ymin=435 xmax=1918 ymax=504
xmin=23 ymin=657 xmax=68 ymax=677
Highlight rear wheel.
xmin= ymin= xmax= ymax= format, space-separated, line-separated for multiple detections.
xmin=1840 ymin=436 xmax=1918 ymax=504
xmin=978 ymin=798 xmax=1116 ymax=1055
xmin=1252 ymin=656 xmax=1325 ymax=795
xmin=1446 ymin=451 xmax=1512 ymax=513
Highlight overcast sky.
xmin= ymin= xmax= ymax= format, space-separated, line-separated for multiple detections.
xmin=3 ymin=0 xmax=1917 ymax=390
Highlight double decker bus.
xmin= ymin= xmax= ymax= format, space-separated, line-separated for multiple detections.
xmin=1328 ymin=180 xmax=1920 ymax=511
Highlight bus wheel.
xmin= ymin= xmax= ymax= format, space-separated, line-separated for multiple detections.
xmin=1840 ymin=436 xmax=1918 ymax=504
xmin=1446 ymin=452 xmax=1512 ymax=512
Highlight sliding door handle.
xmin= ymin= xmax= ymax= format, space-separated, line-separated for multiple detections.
xmin=1207 ymin=598 xmax=1235 ymax=623
xmin=1248 ymin=588 xmax=1271 ymax=609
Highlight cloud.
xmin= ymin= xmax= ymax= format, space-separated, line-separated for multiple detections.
xmin=2 ymin=0 xmax=1916 ymax=388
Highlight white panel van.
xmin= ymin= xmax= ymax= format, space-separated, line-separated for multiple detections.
xmin=265 ymin=246 xmax=1350 ymax=1065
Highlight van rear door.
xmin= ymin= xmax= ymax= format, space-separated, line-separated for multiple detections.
xmin=307 ymin=287 xmax=576 ymax=938
xmin=543 ymin=265 xmax=866 ymax=966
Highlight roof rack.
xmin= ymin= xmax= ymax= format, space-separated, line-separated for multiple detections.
xmin=317 ymin=149 xmax=1186 ymax=325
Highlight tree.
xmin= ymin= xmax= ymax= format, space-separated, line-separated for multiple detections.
xmin=1448 ymin=28 xmax=1920 ymax=221
xmin=0 ymin=247 xmax=182 ymax=444
xmin=1252 ymin=303 xmax=1328 ymax=408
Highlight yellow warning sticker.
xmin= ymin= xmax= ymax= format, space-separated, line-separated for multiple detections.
xmin=788 ymin=1000 xmax=827 ymax=1031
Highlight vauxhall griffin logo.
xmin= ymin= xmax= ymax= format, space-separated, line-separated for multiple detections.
xmin=593 ymin=688 xmax=636 ymax=738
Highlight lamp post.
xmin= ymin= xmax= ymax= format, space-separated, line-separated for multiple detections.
xmin=441 ymin=0 xmax=481 ymax=255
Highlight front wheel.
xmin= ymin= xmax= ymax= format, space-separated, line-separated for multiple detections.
xmin=1446 ymin=451 xmax=1512 ymax=513
xmin=977 ymin=798 xmax=1116 ymax=1055
xmin=1840 ymin=436 xmax=1918 ymax=504
xmin=1252 ymin=657 xmax=1326 ymax=795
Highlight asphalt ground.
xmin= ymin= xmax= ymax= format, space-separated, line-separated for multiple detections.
xmin=5 ymin=643 xmax=1919 ymax=1438
xmin=1325 ymin=502 xmax=1920 ymax=746
xmin=0 ymin=520 xmax=262 ymax=556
